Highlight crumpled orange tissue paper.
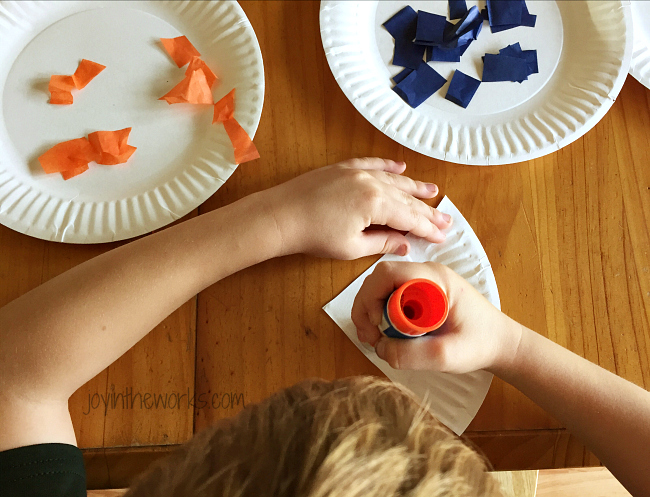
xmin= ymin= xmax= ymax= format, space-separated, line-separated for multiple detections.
xmin=48 ymin=75 xmax=75 ymax=105
xmin=186 ymin=56 xmax=219 ymax=88
xmin=88 ymin=128 xmax=138 ymax=165
xmin=48 ymin=59 xmax=106 ymax=105
xmin=72 ymin=59 xmax=106 ymax=89
xmin=159 ymin=68 xmax=214 ymax=105
xmin=159 ymin=37 xmax=219 ymax=105
xmin=160 ymin=36 xmax=201 ymax=67
xmin=38 ymin=138 xmax=96 ymax=179
xmin=160 ymin=34 xmax=258 ymax=164
xmin=38 ymin=128 xmax=136 ymax=180
xmin=213 ymin=89 xmax=259 ymax=165
xmin=37 ymin=33 xmax=258 ymax=182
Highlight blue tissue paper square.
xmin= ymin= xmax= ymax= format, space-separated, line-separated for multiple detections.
xmin=482 ymin=53 xmax=529 ymax=82
xmin=487 ymin=0 xmax=523 ymax=27
xmin=445 ymin=70 xmax=481 ymax=108
xmin=489 ymin=1 xmax=536 ymax=32
xmin=392 ymin=68 xmax=413 ymax=84
xmin=393 ymin=62 xmax=447 ymax=108
xmin=449 ymin=0 xmax=468 ymax=20
xmin=393 ymin=39 xmax=426 ymax=69
xmin=383 ymin=6 xmax=418 ymax=40
xmin=499 ymin=43 xmax=538 ymax=75
xmin=442 ymin=6 xmax=483 ymax=49
xmin=415 ymin=10 xmax=448 ymax=45
xmin=521 ymin=49 xmax=538 ymax=74
xmin=427 ymin=42 xmax=471 ymax=62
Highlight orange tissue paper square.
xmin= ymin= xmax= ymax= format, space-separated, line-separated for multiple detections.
xmin=159 ymin=69 xmax=213 ymax=105
xmin=160 ymin=36 xmax=201 ymax=67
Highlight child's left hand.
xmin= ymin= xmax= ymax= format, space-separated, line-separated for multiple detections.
xmin=351 ymin=261 xmax=519 ymax=374
xmin=259 ymin=158 xmax=452 ymax=260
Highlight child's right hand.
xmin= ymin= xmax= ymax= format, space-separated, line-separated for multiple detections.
xmin=351 ymin=261 xmax=522 ymax=374
xmin=258 ymin=158 xmax=452 ymax=260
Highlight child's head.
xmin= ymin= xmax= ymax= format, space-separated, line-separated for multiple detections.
xmin=126 ymin=376 xmax=501 ymax=497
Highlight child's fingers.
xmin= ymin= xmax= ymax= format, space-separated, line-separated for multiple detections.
xmin=352 ymin=262 xmax=411 ymax=342
xmin=375 ymin=335 xmax=447 ymax=371
xmin=383 ymin=186 xmax=452 ymax=230
xmin=359 ymin=230 xmax=410 ymax=257
xmin=352 ymin=265 xmax=400 ymax=345
xmin=368 ymin=171 xmax=439 ymax=199
xmin=351 ymin=297 xmax=382 ymax=345
xmin=343 ymin=157 xmax=407 ymax=173
xmin=373 ymin=197 xmax=446 ymax=243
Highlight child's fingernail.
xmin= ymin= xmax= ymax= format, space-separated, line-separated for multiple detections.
xmin=376 ymin=339 xmax=386 ymax=359
xmin=397 ymin=244 xmax=408 ymax=256
xmin=397 ymin=161 xmax=406 ymax=167
xmin=426 ymin=183 xmax=439 ymax=194
xmin=443 ymin=213 xmax=452 ymax=223
xmin=357 ymin=329 xmax=368 ymax=343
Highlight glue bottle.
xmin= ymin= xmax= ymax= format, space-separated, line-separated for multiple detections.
xmin=379 ymin=279 xmax=449 ymax=339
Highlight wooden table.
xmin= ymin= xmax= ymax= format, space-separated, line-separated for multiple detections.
xmin=1 ymin=1 xmax=648 ymax=489
xmin=86 ymin=468 xmax=633 ymax=497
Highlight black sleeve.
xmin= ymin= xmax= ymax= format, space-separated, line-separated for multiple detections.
xmin=0 ymin=443 xmax=86 ymax=497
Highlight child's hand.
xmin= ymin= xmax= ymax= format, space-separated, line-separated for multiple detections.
xmin=351 ymin=261 xmax=522 ymax=374
xmin=260 ymin=158 xmax=452 ymax=259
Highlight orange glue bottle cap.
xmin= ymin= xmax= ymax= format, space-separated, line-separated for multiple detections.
xmin=381 ymin=278 xmax=449 ymax=338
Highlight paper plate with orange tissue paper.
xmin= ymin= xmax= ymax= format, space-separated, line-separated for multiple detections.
xmin=0 ymin=1 xmax=264 ymax=243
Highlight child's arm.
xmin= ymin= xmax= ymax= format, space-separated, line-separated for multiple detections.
xmin=0 ymin=159 xmax=451 ymax=452
xmin=352 ymin=261 xmax=650 ymax=497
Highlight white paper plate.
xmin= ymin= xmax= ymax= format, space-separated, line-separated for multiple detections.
xmin=324 ymin=197 xmax=498 ymax=435
xmin=320 ymin=1 xmax=632 ymax=165
xmin=630 ymin=1 xmax=650 ymax=89
xmin=0 ymin=1 xmax=264 ymax=243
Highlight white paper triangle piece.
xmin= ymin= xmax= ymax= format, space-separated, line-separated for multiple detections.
xmin=323 ymin=196 xmax=500 ymax=435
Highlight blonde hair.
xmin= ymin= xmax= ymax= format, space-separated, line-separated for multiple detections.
xmin=126 ymin=376 xmax=502 ymax=497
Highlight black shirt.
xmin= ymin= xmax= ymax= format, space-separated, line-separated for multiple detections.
xmin=0 ymin=443 xmax=86 ymax=497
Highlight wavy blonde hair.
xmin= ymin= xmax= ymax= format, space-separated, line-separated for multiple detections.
xmin=127 ymin=376 xmax=502 ymax=497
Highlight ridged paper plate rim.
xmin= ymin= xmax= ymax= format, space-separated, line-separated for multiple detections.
xmin=320 ymin=1 xmax=632 ymax=166
xmin=630 ymin=1 xmax=650 ymax=89
xmin=0 ymin=0 xmax=264 ymax=243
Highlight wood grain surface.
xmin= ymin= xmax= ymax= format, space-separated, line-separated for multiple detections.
xmin=1 ymin=0 xmax=649 ymax=486
xmin=491 ymin=470 xmax=538 ymax=497
xmin=536 ymin=467 xmax=632 ymax=497
xmin=83 ymin=467 xmax=632 ymax=497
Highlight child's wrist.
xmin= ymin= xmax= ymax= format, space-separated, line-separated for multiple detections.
xmin=488 ymin=315 xmax=525 ymax=377
xmin=243 ymin=190 xmax=299 ymax=258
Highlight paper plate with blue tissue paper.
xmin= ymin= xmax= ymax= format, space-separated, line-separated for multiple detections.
xmin=320 ymin=0 xmax=632 ymax=165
